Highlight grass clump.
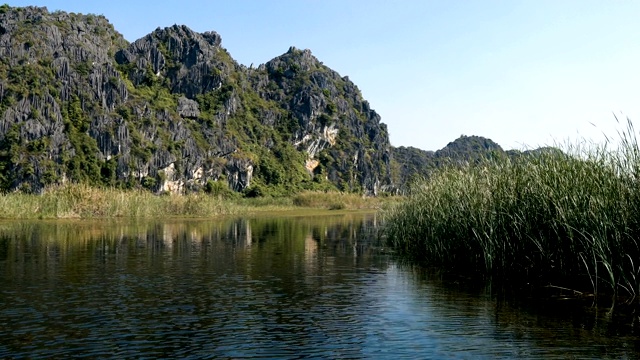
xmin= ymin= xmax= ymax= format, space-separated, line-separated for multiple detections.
xmin=383 ymin=119 xmax=640 ymax=302
xmin=293 ymin=190 xmax=383 ymax=210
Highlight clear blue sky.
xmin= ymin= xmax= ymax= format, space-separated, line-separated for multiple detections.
xmin=8 ymin=0 xmax=640 ymax=151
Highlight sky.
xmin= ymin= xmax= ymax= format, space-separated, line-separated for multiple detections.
xmin=8 ymin=0 xmax=640 ymax=151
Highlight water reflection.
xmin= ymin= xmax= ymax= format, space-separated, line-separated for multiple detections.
xmin=0 ymin=214 xmax=638 ymax=359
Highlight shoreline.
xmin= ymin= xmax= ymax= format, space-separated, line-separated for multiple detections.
xmin=0 ymin=184 xmax=392 ymax=220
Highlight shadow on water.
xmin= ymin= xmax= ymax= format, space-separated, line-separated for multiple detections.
xmin=0 ymin=214 xmax=638 ymax=358
xmin=389 ymin=261 xmax=640 ymax=358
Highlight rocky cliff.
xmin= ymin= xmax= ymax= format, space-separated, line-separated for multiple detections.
xmin=0 ymin=5 xmax=392 ymax=195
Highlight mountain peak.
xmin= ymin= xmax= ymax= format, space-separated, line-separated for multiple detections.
xmin=147 ymin=24 xmax=222 ymax=48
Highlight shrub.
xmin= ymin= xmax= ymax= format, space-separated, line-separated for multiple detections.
xmin=204 ymin=179 xmax=235 ymax=199
xmin=243 ymin=184 xmax=265 ymax=198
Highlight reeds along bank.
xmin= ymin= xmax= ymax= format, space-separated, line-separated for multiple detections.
xmin=383 ymin=128 xmax=640 ymax=302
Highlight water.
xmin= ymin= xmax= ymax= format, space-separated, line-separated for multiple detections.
xmin=0 ymin=213 xmax=638 ymax=359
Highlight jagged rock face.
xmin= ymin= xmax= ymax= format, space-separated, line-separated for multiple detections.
xmin=176 ymin=97 xmax=200 ymax=119
xmin=0 ymin=6 xmax=129 ymax=191
xmin=390 ymin=146 xmax=435 ymax=192
xmin=115 ymin=25 xmax=234 ymax=98
xmin=0 ymin=5 xmax=394 ymax=195
xmin=252 ymin=47 xmax=392 ymax=195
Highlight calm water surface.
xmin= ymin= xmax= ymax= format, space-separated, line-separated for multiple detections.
xmin=0 ymin=213 xmax=638 ymax=359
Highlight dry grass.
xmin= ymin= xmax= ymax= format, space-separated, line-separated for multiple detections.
xmin=293 ymin=190 xmax=386 ymax=210
xmin=0 ymin=185 xmax=388 ymax=220
xmin=0 ymin=184 xmax=240 ymax=219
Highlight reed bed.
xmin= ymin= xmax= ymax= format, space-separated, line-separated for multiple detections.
xmin=0 ymin=185 xmax=385 ymax=220
xmin=293 ymin=190 xmax=385 ymax=210
xmin=383 ymin=119 xmax=640 ymax=302
xmin=0 ymin=184 xmax=241 ymax=219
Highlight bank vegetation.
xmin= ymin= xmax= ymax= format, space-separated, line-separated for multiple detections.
xmin=0 ymin=185 xmax=386 ymax=219
xmin=383 ymin=119 xmax=640 ymax=303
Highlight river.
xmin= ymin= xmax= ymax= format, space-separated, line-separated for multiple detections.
xmin=0 ymin=213 xmax=638 ymax=359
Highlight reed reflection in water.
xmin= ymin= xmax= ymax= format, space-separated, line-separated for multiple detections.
xmin=0 ymin=213 xmax=638 ymax=359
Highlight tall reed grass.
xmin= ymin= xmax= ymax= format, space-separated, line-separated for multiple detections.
xmin=292 ymin=190 xmax=386 ymax=210
xmin=383 ymin=118 xmax=640 ymax=302
xmin=0 ymin=184 xmax=241 ymax=219
xmin=0 ymin=185 xmax=384 ymax=220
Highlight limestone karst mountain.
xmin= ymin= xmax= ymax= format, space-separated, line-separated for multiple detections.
xmin=0 ymin=5 xmax=545 ymax=196
xmin=0 ymin=5 xmax=392 ymax=195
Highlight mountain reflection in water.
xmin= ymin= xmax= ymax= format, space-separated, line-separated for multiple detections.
xmin=0 ymin=213 xmax=638 ymax=359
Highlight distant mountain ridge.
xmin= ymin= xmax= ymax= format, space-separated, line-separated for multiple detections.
xmin=390 ymin=135 xmax=557 ymax=192
xmin=0 ymin=5 xmax=547 ymax=195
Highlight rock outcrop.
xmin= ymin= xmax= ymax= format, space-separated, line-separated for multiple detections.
xmin=252 ymin=47 xmax=391 ymax=194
